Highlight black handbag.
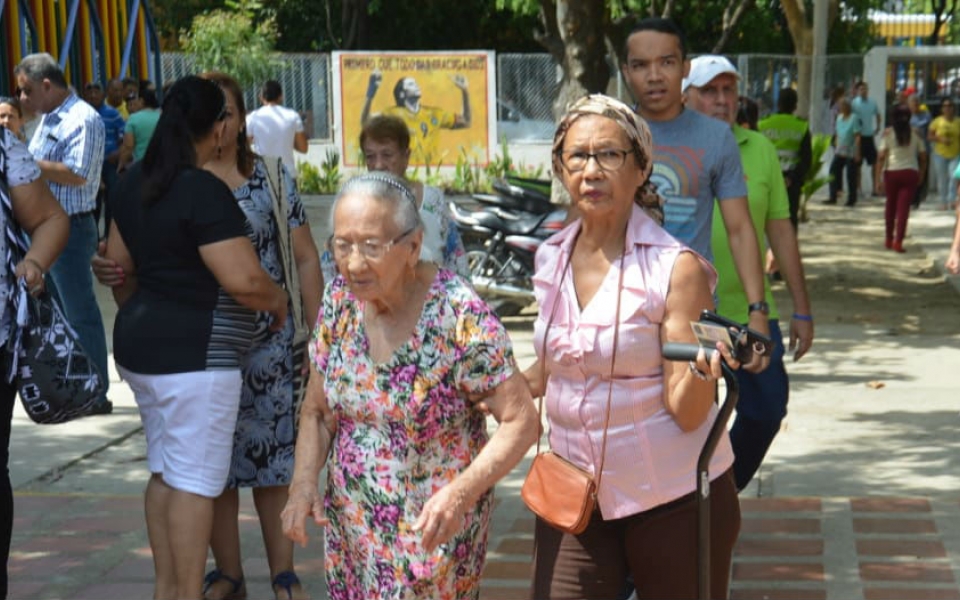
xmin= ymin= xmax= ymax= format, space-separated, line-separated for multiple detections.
xmin=5 ymin=280 xmax=103 ymax=424
xmin=0 ymin=132 xmax=103 ymax=424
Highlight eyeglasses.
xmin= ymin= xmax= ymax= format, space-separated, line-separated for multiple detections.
xmin=558 ymin=149 xmax=632 ymax=173
xmin=330 ymin=228 xmax=415 ymax=262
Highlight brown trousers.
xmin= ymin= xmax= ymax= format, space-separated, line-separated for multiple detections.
xmin=530 ymin=470 xmax=740 ymax=600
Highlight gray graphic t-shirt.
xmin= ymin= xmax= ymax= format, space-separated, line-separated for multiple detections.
xmin=646 ymin=109 xmax=747 ymax=263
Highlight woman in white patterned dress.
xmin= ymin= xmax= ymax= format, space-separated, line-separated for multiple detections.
xmin=320 ymin=114 xmax=468 ymax=283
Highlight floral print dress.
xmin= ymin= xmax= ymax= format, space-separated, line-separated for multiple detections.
xmin=312 ymin=269 xmax=514 ymax=600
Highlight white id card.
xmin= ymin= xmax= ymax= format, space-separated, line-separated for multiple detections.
xmin=690 ymin=321 xmax=734 ymax=349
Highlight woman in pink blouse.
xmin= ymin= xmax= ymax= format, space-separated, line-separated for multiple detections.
xmin=526 ymin=94 xmax=741 ymax=600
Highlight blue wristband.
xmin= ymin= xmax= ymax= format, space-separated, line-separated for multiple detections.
xmin=792 ymin=313 xmax=813 ymax=322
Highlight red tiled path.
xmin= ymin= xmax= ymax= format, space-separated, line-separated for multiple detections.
xmin=481 ymin=496 xmax=960 ymax=600
xmin=8 ymin=493 xmax=960 ymax=599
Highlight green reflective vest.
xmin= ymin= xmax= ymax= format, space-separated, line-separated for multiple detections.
xmin=758 ymin=113 xmax=809 ymax=174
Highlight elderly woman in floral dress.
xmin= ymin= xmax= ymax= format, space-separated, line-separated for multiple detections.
xmin=281 ymin=172 xmax=538 ymax=599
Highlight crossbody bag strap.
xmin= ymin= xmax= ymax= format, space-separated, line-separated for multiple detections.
xmin=536 ymin=241 xmax=627 ymax=494
xmin=261 ymin=157 xmax=305 ymax=337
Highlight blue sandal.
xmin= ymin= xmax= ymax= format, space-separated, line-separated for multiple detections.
xmin=272 ymin=571 xmax=304 ymax=600
xmin=202 ymin=568 xmax=247 ymax=600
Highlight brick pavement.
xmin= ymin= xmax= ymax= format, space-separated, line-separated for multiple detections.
xmin=9 ymin=486 xmax=960 ymax=599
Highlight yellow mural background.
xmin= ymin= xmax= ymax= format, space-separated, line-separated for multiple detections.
xmin=338 ymin=52 xmax=492 ymax=168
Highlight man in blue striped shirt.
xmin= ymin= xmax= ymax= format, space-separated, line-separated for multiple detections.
xmin=15 ymin=53 xmax=111 ymax=415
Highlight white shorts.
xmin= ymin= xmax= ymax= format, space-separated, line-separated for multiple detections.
xmin=118 ymin=366 xmax=242 ymax=498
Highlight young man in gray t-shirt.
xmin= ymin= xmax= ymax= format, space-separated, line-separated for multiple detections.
xmin=621 ymin=17 xmax=771 ymax=346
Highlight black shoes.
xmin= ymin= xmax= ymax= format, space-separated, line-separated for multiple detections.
xmin=87 ymin=400 xmax=113 ymax=415
xmin=823 ymin=198 xmax=837 ymax=205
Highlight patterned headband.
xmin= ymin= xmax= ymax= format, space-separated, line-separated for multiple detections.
xmin=552 ymin=94 xmax=664 ymax=225
xmin=348 ymin=172 xmax=417 ymax=205
xmin=552 ymin=94 xmax=654 ymax=180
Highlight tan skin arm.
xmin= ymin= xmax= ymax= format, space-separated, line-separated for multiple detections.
xmin=199 ymin=238 xmax=289 ymax=328
xmin=292 ymin=224 xmax=322 ymax=330
xmin=35 ymin=160 xmax=85 ymax=186
xmin=294 ymin=131 xmax=308 ymax=154
xmin=103 ymin=220 xmax=138 ymax=307
xmin=9 ymin=178 xmax=69 ymax=294
xmin=281 ymin=364 xmax=337 ymax=546
xmin=661 ymin=252 xmax=740 ymax=432
xmin=100 ymin=228 xmax=291 ymax=323
xmin=875 ymin=151 xmax=886 ymax=195
xmin=946 ymin=201 xmax=960 ymax=275
xmin=117 ymin=132 xmax=135 ymax=172
xmin=765 ymin=218 xmax=813 ymax=361
xmin=414 ymin=371 xmax=538 ymax=551
xmin=716 ymin=196 xmax=771 ymax=372
xmin=94 ymin=225 xmax=319 ymax=326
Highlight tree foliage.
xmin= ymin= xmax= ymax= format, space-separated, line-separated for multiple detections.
xmin=179 ymin=0 xmax=283 ymax=87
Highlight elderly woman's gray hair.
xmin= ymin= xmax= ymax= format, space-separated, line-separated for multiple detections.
xmin=330 ymin=172 xmax=423 ymax=234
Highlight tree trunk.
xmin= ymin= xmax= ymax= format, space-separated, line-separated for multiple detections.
xmin=552 ymin=0 xmax=609 ymax=117
xmin=341 ymin=0 xmax=369 ymax=49
xmin=712 ymin=0 xmax=757 ymax=54
xmin=780 ymin=0 xmax=842 ymax=118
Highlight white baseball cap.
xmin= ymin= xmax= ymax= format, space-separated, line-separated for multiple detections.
xmin=682 ymin=55 xmax=740 ymax=93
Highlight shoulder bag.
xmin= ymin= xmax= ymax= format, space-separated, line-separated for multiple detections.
xmin=520 ymin=249 xmax=625 ymax=535
xmin=261 ymin=157 xmax=309 ymax=407
xmin=0 ymin=138 xmax=102 ymax=424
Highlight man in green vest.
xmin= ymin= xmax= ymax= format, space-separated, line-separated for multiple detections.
xmin=759 ymin=88 xmax=812 ymax=229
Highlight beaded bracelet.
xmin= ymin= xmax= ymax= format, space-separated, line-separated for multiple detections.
xmin=792 ymin=313 xmax=813 ymax=322
xmin=688 ymin=361 xmax=710 ymax=381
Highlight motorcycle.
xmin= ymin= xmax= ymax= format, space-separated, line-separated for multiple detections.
xmin=450 ymin=177 xmax=566 ymax=317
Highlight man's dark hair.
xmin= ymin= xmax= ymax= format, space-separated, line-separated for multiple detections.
xmin=261 ymin=80 xmax=283 ymax=102
xmin=777 ymin=88 xmax=798 ymax=113
xmin=623 ymin=17 xmax=688 ymax=63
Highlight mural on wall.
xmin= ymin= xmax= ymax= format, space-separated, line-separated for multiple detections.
xmin=333 ymin=51 xmax=496 ymax=168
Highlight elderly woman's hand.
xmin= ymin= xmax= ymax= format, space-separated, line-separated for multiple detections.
xmin=691 ymin=341 xmax=741 ymax=382
xmin=413 ymin=484 xmax=469 ymax=553
xmin=14 ymin=257 xmax=46 ymax=297
xmin=280 ymin=481 xmax=328 ymax=548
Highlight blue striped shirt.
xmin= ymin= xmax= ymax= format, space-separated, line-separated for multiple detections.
xmin=28 ymin=92 xmax=105 ymax=215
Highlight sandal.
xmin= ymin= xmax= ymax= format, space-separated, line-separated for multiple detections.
xmin=272 ymin=570 xmax=308 ymax=600
xmin=202 ymin=568 xmax=247 ymax=600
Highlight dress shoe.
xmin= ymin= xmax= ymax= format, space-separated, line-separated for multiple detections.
xmin=823 ymin=198 xmax=837 ymax=205
xmin=844 ymin=201 xmax=857 ymax=207
xmin=892 ymin=241 xmax=906 ymax=253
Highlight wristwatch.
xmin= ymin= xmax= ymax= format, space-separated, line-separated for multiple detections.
xmin=747 ymin=301 xmax=770 ymax=316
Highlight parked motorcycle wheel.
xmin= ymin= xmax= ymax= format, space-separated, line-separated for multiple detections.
xmin=464 ymin=243 xmax=528 ymax=318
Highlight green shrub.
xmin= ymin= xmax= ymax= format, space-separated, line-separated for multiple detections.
xmin=297 ymin=149 xmax=342 ymax=194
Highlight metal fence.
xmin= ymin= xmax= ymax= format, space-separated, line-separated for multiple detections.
xmin=160 ymin=51 xmax=960 ymax=143
xmin=161 ymin=53 xmax=331 ymax=140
